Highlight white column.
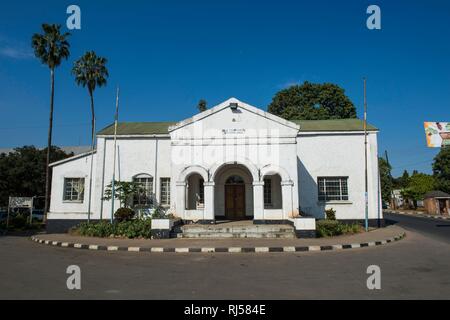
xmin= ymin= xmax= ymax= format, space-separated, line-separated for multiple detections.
xmin=204 ymin=181 xmax=215 ymax=221
xmin=175 ymin=181 xmax=186 ymax=219
xmin=281 ymin=180 xmax=294 ymax=219
xmin=253 ymin=181 xmax=264 ymax=220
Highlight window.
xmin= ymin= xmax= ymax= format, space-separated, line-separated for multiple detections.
xmin=133 ymin=175 xmax=153 ymax=206
xmin=318 ymin=177 xmax=349 ymax=201
xmin=63 ymin=178 xmax=85 ymax=202
xmin=225 ymin=175 xmax=244 ymax=184
xmin=264 ymin=178 xmax=272 ymax=206
xmin=160 ymin=178 xmax=171 ymax=206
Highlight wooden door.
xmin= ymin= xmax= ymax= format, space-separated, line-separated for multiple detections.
xmin=225 ymin=185 xmax=245 ymax=220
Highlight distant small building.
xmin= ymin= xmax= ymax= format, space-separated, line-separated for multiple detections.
xmin=423 ymin=191 xmax=450 ymax=215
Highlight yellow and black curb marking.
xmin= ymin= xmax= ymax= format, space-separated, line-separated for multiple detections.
xmin=30 ymin=232 xmax=406 ymax=254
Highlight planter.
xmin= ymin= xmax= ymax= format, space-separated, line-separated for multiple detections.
xmin=151 ymin=218 xmax=180 ymax=239
xmin=291 ymin=217 xmax=316 ymax=238
xmin=151 ymin=218 xmax=174 ymax=230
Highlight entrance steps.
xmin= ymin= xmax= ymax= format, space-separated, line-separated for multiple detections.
xmin=175 ymin=221 xmax=295 ymax=239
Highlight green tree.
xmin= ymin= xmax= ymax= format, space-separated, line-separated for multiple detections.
xmin=379 ymin=157 xmax=393 ymax=204
xmin=72 ymin=51 xmax=109 ymax=220
xmin=433 ymin=147 xmax=450 ymax=193
xmin=32 ymin=24 xmax=71 ymax=218
xmin=0 ymin=146 xmax=72 ymax=208
xmin=267 ymin=81 xmax=357 ymax=120
xmin=401 ymin=173 xmax=436 ymax=209
xmin=197 ymin=99 xmax=207 ymax=112
xmin=102 ymin=181 xmax=141 ymax=209
xmin=394 ymin=170 xmax=410 ymax=189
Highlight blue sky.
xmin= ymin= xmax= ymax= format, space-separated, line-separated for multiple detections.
xmin=0 ymin=0 xmax=449 ymax=176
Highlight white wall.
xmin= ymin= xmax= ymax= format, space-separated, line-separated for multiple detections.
xmin=297 ymin=132 xmax=381 ymax=221
xmin=48 ymin=153 xmax=96 ymax=220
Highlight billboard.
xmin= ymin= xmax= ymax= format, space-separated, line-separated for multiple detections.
xmin=424 ymin=122 xmax=450 ymax=147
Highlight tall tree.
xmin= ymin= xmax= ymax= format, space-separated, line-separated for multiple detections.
xmin=378 ymin=157 xmax=393 ymax=204
xmin=433 ymin=147 xmax=450 ymax=193
xmin=72 ymin=51 xmax=109 ymax=220
xmin=31 ymin=24 xmax=70 ymax=219
xmin=268 ymin=81 xmax=357 ymax=120
xmin=197 ymin=99 xmax=207 ymax=112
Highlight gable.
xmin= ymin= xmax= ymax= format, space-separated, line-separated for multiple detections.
xmin=169 ymin=98 xmax=300 ymax=138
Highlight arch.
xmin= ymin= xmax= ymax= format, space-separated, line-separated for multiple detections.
xmin=132 ymin=173 xmax=153 ymax=179
xmin=210 ymin=159 xmax=259 ymax=182
xmin=260 ymin=164 xmax=291 ymax=182
xmin=177 ymin=165 xmax=209 ymax=182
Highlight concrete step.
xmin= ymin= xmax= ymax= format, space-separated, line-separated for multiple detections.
xmin=176 ymin=232 xmax=295 ymax=239
xmin=177 ymin=223 xmax=295 ymax=238
xmin=181 ymin=224 xmax=294 ymax=234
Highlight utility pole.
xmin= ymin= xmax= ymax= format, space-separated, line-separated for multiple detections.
xmin=110 ymin=87 xmax=120 ymax=223
xmin=364 ymin=78 xmax=369 ymax=232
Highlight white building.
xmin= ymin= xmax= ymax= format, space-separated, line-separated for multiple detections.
xmin=47 ymin=98 xmax=382 ymax=232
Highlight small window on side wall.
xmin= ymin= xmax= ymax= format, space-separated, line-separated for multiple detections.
xmin=63 ymin=178 xmax=85 ymax=202
xmin=318 ymin=177 xmax=349 ymax=201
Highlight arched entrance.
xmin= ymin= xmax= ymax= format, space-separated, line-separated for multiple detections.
xmin=212 ymin=164 xmax=254 ymax=220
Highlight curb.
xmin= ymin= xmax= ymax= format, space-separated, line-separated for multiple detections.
xmin=30 ymin=232 xmax=406 ymax=254
xmin=385 ymin=210 xmax=450 ymax=221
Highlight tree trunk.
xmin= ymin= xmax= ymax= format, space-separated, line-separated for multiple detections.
xmin=43 ymin=68 xmax=55 ymax=222
xmin=87 ymin=89 xmax=95 ymax=223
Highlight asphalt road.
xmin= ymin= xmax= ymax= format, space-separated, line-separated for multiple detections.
xmin=0 ymin=215 xmax=449 ymax=299
xmin=384 ymin=212 xmax=450 ymax=244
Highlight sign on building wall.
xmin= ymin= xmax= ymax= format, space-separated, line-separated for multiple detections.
xmin=424 ymin=122 xmax=450 ymax=147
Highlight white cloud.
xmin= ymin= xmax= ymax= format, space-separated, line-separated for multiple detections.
xmin=0 ymin=46 xmax=33 ymax=60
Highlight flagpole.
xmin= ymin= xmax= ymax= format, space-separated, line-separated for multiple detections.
xmin=364 ymin=78 xmax=369 ymax=232
xmin=87 ymin=117 xmax=95 ymax=224
xmin=110 ymin=87 xmax=119 ymax=223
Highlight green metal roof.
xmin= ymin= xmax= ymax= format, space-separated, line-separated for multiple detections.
xmin=97 ymin=119 xmax=377 ymax=135
xmin=292 ymin=119 xmax=378 ymax=132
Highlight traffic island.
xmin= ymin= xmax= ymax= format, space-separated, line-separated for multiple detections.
xmin=30 ymin=225 xmax=406 ymax=254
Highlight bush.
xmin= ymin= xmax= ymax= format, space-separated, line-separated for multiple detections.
xmin=114 ymin=207 xmax=135 ymax=222
xmin=70 ymin=219 xmax=152 ymax=239
xmin=325 ymin=208 xmax=336 ymax=220
xmin=316 ymin=220 xmax=362 ymax=238
xmin=9 ymin=214 xmax=29 ymax=229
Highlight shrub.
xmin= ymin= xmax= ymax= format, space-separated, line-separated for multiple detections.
xmin=316 ymin=220 xmax=362 ymax=238
xmin=9 ymin=214 xmax=29 ymax=230
xmin=70 ymin=219 xmax=152 ymax=239
xmin=114 ymin=207 xmax=135 ymax=222
xmin=325 ymin=208 xmax=336 ymax=220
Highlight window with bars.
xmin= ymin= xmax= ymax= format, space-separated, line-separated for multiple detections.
xmin=133 ymin=176 xmax=154 ymax=206
xmin=63 ymin=178 xmax=85 ymax=202
xmin=160 ymin=178 xmax=171 ymax=206
xmin=318 ymin=177 xmax=349 ymax=201
xmin=264 ymin=178 xmax=272 ymax=206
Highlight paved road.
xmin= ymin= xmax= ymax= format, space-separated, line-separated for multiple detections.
xmin=384 ymin=212 xmax=450 ymax=244
xmin=0 ymin=218 xmax=449 ymax=299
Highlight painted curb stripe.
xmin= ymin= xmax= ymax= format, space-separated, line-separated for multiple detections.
xmin=30 ymin=232 xmax=406 ymax=254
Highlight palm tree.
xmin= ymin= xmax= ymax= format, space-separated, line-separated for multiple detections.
xmin=32 ymin=24 xmax=70 ymax=220
xmin=72 ymin=51 xmax=108 ymax=221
